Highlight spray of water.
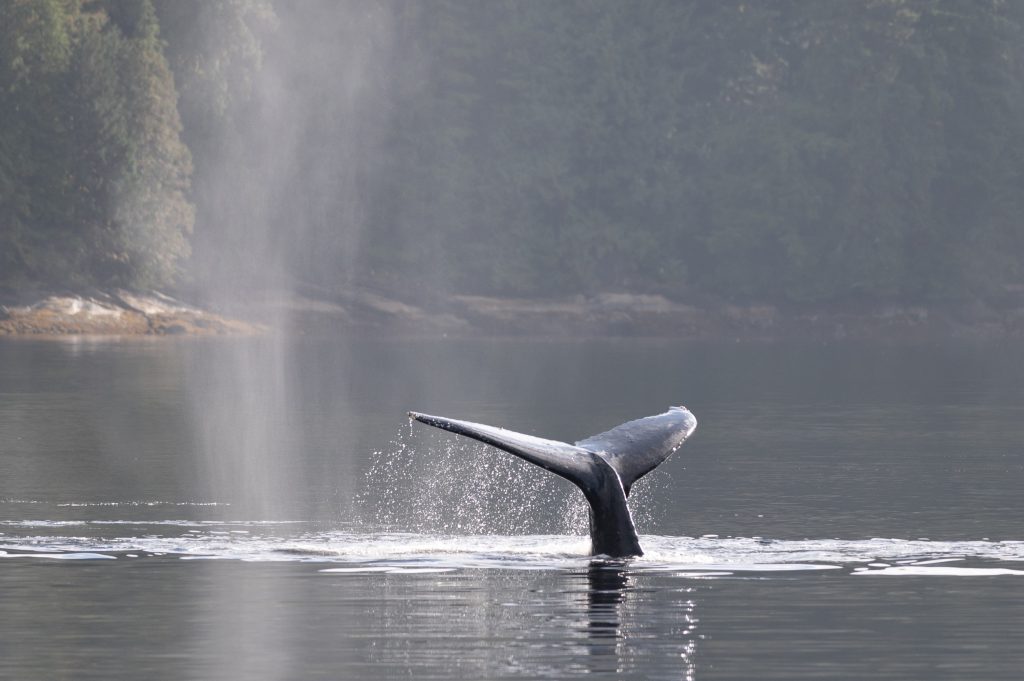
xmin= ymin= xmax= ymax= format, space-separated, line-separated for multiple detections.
xmin=181 ymin=3 xmax=399 ymax=519
xmin=186 ymin=338 xmax=303 ymax=519
xmin=356 ymin=424 xmax=588 ymax=537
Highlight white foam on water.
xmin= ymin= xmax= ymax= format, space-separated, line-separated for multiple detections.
xmin=641 ymin=562 xmax=842 ymax=573
xmin=56 ymin=501 xmax=229 ymax=508
xmin=672 ymin=571 xmax=734 ymax=578
xmin=637 ymin=535 xmax=1024 ymax=568
xmin=319 ymin=567 xmax=457 ymax=574
xmin=2 ymin=523 xmax=1023 ymax=577
xmin=1 ymin=551 xmax=116 ymax=560
xmin=0 ymin=520 xmax=88 ymax=527
xmin=855 ymin=566 xmax=1024 ymax=577
xmin=0 ymin=519 xmax=303 ymax=528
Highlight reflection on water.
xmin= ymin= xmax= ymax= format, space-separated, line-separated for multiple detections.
xmin=582 ymin=562 xmax=699 ymax=680
xmin=587 ymin=562 xmax=627 ymax=641
xmin=7 ymin=516 xmax=1023 ymax=678
xmin=186 ymin=337 xmax=303 ymax=520
xmin=4 ymin=337 xmax=1024 ymax=679
xmin=585 ymin=563 xmax=631 ymax=675
xmin=4 ymin=514 xmax=1024 ymax=573
xmin=584 ymin=562 xmax=696 ymax=679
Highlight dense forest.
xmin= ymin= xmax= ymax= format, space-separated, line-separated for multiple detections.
xmin=3 ymin=0 xmax=1024 ymax=304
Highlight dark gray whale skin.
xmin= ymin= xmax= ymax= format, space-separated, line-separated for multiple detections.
xmin=408 ymin=407 xmax=697 ymax=558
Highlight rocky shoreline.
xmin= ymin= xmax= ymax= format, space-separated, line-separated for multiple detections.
xmin=4 ymin=287 xmax=1024 ymax=341
xmin=0 ymin=290 xmax=260 ymax=337
xmin=448 ymin=294 xmax=1024 ymax=341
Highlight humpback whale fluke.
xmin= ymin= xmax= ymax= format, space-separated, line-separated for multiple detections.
xmin=407 ymin=407 xmax=697 ymax=558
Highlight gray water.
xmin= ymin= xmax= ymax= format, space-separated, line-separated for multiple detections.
xmin=2 ymin=337 xmax=1023 ymax=680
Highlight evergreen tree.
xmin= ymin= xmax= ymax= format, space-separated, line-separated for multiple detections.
xmin=0 ymin=0 xmax=192 ymax=288
xmin=0 ymin=0 xmax=74 ymax=285
xmin=4 ymin=0 xmax=1024 ymax=304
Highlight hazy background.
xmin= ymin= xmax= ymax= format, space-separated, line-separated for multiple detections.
xmin=4 ymin=8 xmax=1024 ymax=679
xmin=4 ymin=0 xmax=1024 ymax=309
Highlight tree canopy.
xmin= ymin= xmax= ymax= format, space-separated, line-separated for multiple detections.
xmin=2 ymin=0 xmax=1024 ymax=303
xmin=1 ymin=0 xmax=192 ymax=288
xmin=368 ymin=0 xmax=1024 ymax=302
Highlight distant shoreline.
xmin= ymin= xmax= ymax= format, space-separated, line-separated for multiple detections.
xmin=0 ymin=290 xmax=261 ymax=337
xmin=3 ymin=288 xmax=1024 ymax=341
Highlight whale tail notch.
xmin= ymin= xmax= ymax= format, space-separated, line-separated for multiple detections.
xmin=407 ymin=407 xmax=697 ymax=557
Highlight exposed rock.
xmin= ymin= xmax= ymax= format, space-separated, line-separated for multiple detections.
xmin=446 ymin=293 xmax=1024 ymax=340
xmin=0 ymin=290 xmax=261 ymax=336
xmin=5 ymin=286 xmax=1024 ymax=340
xmin=210 ymin=287 xmax=472 ymax=335
xmin=341 ymin=289 xmax=470 ymax=332
xmin=453 ymin=293 xmax=712 ymax=336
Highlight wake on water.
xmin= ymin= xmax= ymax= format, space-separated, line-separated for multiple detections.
xmin=3 ymin=429 xmax=1021 ymax=576
xmin=2 ymin=516 xmax=1024 ymax=577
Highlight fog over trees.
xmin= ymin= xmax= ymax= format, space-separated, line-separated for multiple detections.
xmin=3 ymin=0 xmax=1024 ymax=304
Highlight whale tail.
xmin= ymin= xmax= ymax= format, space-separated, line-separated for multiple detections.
xmin=407 ymin=407 xmax=697 ymax=557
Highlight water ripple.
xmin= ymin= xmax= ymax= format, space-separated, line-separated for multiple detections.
xmin=2 ymin=522 xmax=1022 ymax=576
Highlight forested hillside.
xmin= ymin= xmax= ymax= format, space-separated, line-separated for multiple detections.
xmin=0 ymin=0 xmax=193 ymax=288
xmin=3 ymin=0 xmax=1024 ymax=305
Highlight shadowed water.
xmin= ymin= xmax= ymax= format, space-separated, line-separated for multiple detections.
xmin=2 ymin=337 xmax=1024 ymax=679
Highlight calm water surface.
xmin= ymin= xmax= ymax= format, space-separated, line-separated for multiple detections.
xmin=1 ymin=336 xmax=1023 ymax=679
